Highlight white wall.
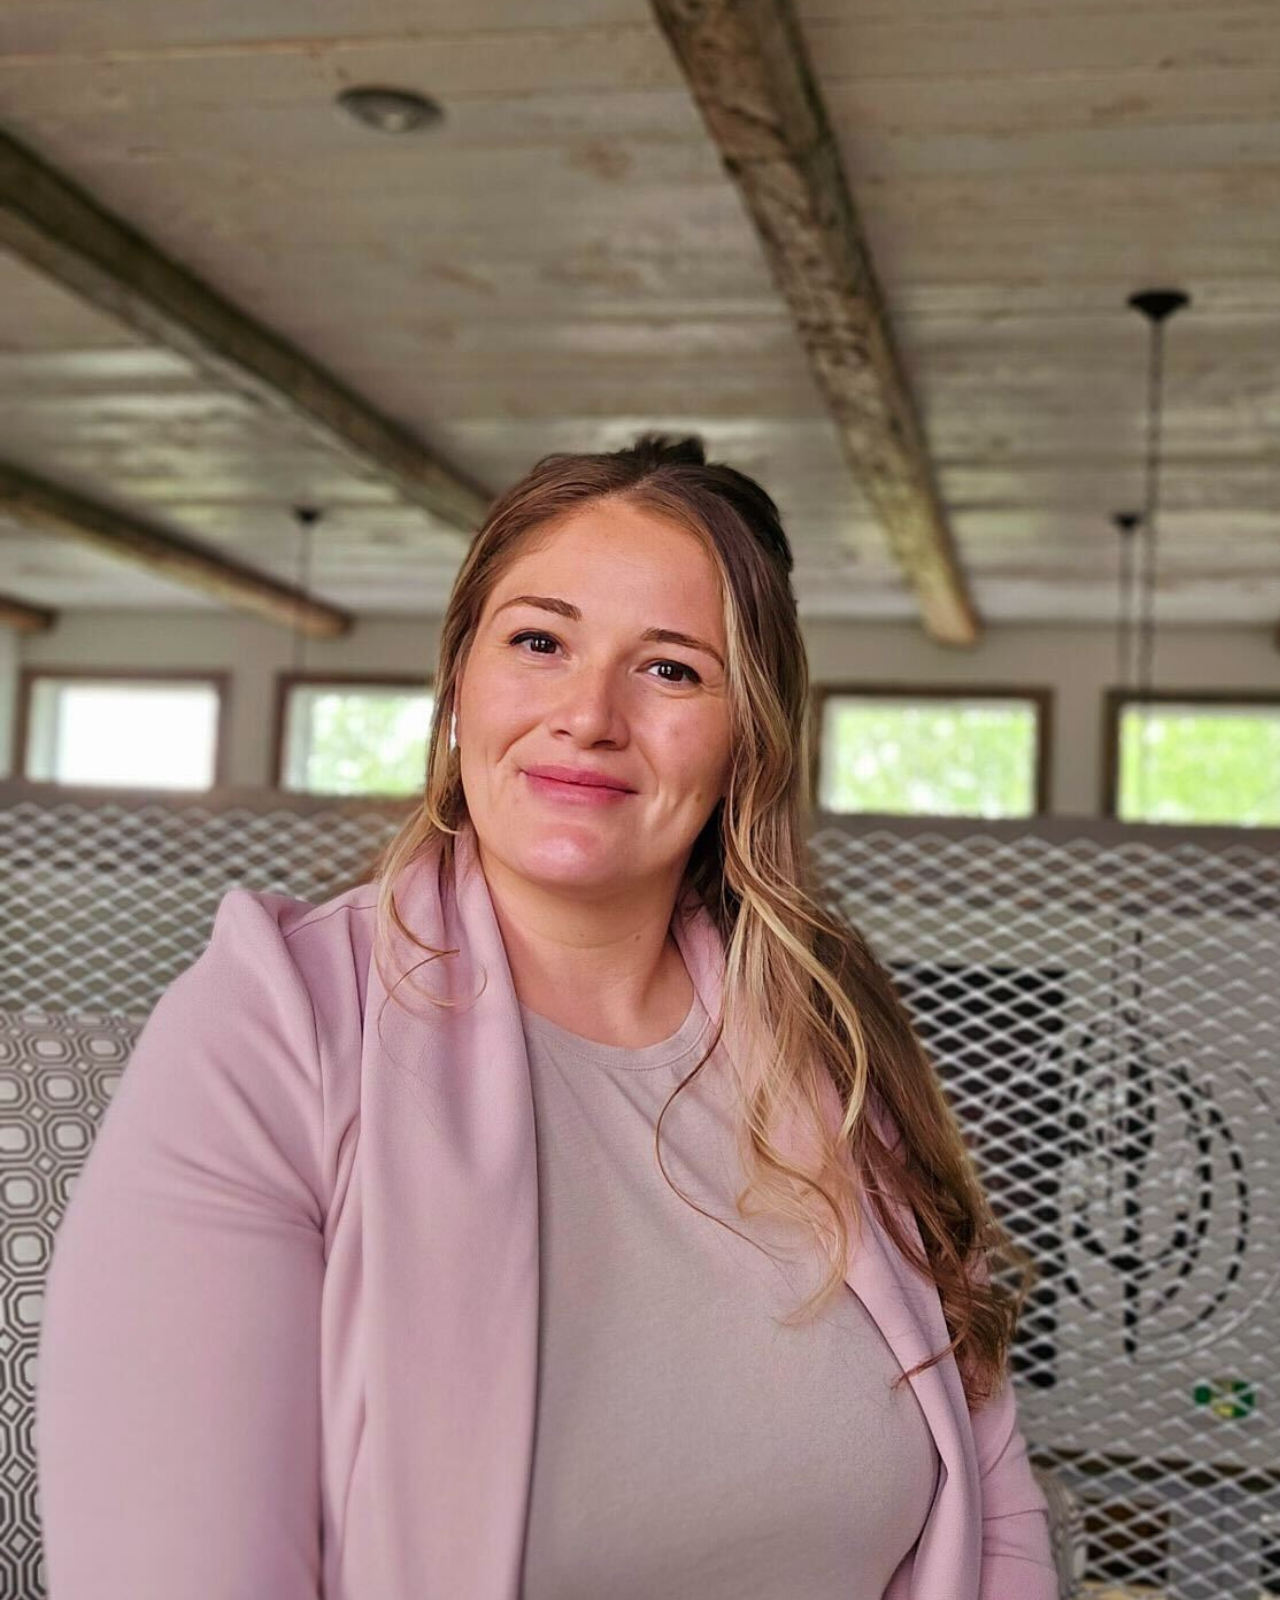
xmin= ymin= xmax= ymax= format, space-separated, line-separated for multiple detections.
xmin=11 ymin=609 xmax=1280 ymax=816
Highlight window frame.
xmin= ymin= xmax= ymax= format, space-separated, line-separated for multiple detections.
xmin=271 ymin=670 xmax=437 ymax=797
xmin=15 ymin=666 xmax=231 ymax=792
xmin=1101 ymin=687 xmax=1280 ymax=825
xmin=808 ymin=681 xmax=1053 ymax=819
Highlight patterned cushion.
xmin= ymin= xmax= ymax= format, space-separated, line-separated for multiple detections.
xmin=1 ymin=1006 xmax=146 ymax=1600
xmin=1033 ymin=1459 xmax=1086 ymax=1596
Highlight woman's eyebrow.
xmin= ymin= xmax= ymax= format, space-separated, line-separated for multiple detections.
xmin=492 ymin=594 xmax=725 ymax=669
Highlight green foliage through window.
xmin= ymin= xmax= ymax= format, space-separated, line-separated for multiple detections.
xmin=285 ymin=687 xmax=434 ymax=796
xmin=1118 ymin=704 xmax=1280 ymax=826
xmin=818 ymin=696 xmax=1038 ymax=818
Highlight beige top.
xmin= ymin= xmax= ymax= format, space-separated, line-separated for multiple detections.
xmin=516 ymin=984 xmax=941 ymax=1600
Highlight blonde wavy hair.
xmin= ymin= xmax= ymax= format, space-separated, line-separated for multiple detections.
xmin=368 ymin=431 xmax=1036 ymax=1412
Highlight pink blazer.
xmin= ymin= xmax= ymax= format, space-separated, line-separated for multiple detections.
xmin=37 ymin=822 xmax=1055 ymax=1599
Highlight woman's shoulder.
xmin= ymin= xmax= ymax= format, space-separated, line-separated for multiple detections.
xmin=129 ymin=881 xmax=384 ymax=1105
xmin=216 ymin=876 xmax=378 ymax=945
xmin=78 ymin=881 xmax=384 ymax=1233
xmin=199 ymin=877 xmax=381 ymax=1034
xmin=267 ymin=878 xmax=379 ymax=961
xmin=208 ymin=876 xmax=377 ymax=972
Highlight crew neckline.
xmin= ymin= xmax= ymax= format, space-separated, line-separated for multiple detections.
xmin=517 ymin=987 xmax=712 ymax=1071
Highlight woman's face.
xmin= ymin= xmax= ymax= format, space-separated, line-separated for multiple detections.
xmin=455 ymin=497 xmax=733 ymax=902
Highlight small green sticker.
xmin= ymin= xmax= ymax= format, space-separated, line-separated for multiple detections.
xmin=1192 ymin=1378 xmax=1257 ymax=1419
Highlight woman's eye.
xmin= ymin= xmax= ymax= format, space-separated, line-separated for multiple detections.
xmin=509 ymin=630 xmax=558 ymax=657
xmin=507 ymin=631 xmax=700 ymax=685
xmin=649 ymin=660 xmax=701 ymax=684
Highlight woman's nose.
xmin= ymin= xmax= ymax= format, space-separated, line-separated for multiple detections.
xmin=550 ymin=665 xmax=628 ymax=738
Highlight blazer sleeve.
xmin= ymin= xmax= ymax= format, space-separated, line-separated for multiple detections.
xmin=867 ymin=1090 xmax=1058 ymax=1597
xmin=35 ymin=888 xmax=327 ymax=1600
xmin=969 ymin=1254 xmax=1059 ymax=1600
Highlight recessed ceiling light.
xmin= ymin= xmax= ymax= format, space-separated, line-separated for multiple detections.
xmin=335 ymin=87 xmax=444 ymax=135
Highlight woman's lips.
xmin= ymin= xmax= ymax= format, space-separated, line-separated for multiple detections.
xmin=523 ymin=771 xmax=634 ymax=805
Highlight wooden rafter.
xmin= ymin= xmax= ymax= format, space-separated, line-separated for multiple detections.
xmin=0 ymin=591 xmax=56 ymax=632
xmin=649 ymin=0 xmax=980 ymax=646
xmin=0 ymin=129 xmax=491 ymax=533
xmin=0 ymin=462 xmax=352 ymax=638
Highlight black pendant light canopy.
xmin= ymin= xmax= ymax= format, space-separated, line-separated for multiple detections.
xmin=1128 ymin=289 xmax=1190 ymax=324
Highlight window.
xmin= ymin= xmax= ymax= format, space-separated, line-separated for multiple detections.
xmin=276 ymin=676 xmax=435 ymax=796
xmin=1106 ymin=691 xmax=1280 ymax=827
xmin=813 ymin=687 xmax=1048 ymax=819
xmin=20 ymin=672 xmax=224 ymax=790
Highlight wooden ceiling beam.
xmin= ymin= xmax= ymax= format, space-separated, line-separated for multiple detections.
xmin=0 ymin=461 xmax=352 ymax=638
xmin=0 ymin=591 xmax=56 ymax=632
xmin=0 ymin=129 xmax=491 ymax=533
xmin=649 ymin=0 xmax=980 ymax=646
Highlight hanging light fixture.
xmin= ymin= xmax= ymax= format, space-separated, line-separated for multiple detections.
xmin=290 ymin=505 xmax=322 ymax=677
xmin=1112 ymin=508 xmax=1142 ymax=693
xmin=1124 ymin=287 xmax=1190 ymax=816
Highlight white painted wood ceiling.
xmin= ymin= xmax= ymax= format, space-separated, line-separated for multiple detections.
xmin=0 ymin=0 xmax=1277 ymax=624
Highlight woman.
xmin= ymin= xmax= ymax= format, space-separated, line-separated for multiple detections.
xmin=36 ymin=433 xmax=1055 ymax=1599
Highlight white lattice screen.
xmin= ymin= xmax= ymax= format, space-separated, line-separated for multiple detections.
xmin=808 ymin=818 xmax=1280 ymax=1600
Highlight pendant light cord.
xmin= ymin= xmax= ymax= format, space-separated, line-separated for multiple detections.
xmin=291 ymin=506 xmax=320 ymax=676
xmin=1137 ymin=316 xmax=1166 ymax=704
xmin=1115 ymin=511 xmax=1140 ymax=692
xmin=1136 ymin=319 xmax=1164 ymax=815
xmin=1126 ymin=288 xmax=1188 ymax=818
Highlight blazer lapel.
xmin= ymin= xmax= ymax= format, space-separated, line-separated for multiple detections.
xmin=359 ymin=827 xmax=541 ymax=1598
xmin=358 ymin=827 xmax=979 ymax=1599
